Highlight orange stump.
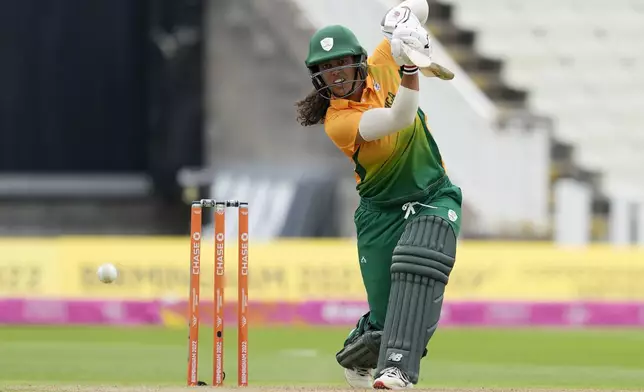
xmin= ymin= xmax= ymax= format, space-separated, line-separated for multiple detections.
xmin=187 ymin=203 xmax=202 ymax=386
xmin=187 ymin=199 xmax=249 ymax=387
xmin=238 ymin=203 xmax=249 ymax=387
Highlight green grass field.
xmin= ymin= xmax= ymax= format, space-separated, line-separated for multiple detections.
xmin=1 ymin=326 xmax=644 ymax=391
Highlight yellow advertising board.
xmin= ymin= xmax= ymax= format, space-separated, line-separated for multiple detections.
xmin=0 ymin=238 xmax=60 ymax=296
xmin=0 ymin=237 xmax=367 ymax=301
xmin=447 ymin=242 xmax=644 ymax=300
xmin=1 ymin=237 xmax=643 ymax=301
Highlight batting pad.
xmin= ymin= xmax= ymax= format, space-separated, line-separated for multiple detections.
xmin=376 ymin=215 xmax=457 ymax=384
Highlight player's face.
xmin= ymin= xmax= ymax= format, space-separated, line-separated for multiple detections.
xmin=319 ymin=56 xmax=358 ymax=98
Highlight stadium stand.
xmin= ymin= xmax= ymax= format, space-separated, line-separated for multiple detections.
xmin=181 ymin=0 xmax=642 ymax=243
xmin=426 ymin=0 xmax=644 ymax=241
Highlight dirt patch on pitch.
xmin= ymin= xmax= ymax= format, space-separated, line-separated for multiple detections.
xmin=3 ymin=386 xmax=640 ymax=392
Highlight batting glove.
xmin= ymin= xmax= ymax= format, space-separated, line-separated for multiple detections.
xmin=391 ymin=19 xmax=432 ymax=68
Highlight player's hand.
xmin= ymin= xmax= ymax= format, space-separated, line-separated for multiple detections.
xmin=391 ymin=20 xmax=432 ymax=67
xmin=381 ymin=0 xmax=429 ymax=41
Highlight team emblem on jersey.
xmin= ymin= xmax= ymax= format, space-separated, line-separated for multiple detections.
xmin=448 ymin=209 xmax=458 ymax=222
xmin=320 ymin=37 xmax=334 ymax=51
xmin=374 ymin=81 xmax=381 ymax=91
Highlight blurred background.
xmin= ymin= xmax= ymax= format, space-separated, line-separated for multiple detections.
xmin=2 ymin=0 xmax=643 ymax=243
xmin=1 ymin=0 xmax=644 ymax=389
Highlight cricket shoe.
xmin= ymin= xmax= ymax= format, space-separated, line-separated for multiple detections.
xmin=373 ymin=367 xmax=413 ymax=390
xmin=344 ymin=367 xmax=374 ymax=389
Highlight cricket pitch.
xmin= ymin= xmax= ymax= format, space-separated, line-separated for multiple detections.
xmin=3 ymin=387 xmax=642 ymax=392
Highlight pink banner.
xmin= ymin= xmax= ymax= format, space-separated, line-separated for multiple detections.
xmin=157 ymin=300 xmax=371 ymax=326
xmin=438 ymin=301 xmax=644 ymax=327
xmin=0 ymin=299 xmax=161 ymax=325
xmin=1 ymin=299 xmax=644 ymax=327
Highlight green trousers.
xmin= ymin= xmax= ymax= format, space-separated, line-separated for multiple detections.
xmin=354 ymin=176 xmax=462 ymax=329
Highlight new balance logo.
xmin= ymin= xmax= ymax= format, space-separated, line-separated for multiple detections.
xmin=388 ymin=353 xmax=403 ymax=362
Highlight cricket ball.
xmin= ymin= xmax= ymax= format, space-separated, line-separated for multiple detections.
xmin=97 ymin=263 xmax=119 ymax=284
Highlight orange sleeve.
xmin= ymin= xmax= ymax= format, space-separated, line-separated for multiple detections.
xmin=368 ymin=39 xmax=398 ymax=69
xmin=324 ymin=108 xmax=363 ymax=157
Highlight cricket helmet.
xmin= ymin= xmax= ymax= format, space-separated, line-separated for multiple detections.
xmin=305 ymin=25 xmax=369 ymax=99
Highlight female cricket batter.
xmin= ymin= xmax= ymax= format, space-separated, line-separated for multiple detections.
xmin=295 ymin=1 xmax=462 ymax=389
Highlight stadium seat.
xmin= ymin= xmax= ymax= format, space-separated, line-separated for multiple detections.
xmin=445 ymin=0 xmax=644 ymax=195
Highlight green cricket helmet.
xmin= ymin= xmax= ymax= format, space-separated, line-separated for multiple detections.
xmin=305 ymin=25 xmax=369 ymax=99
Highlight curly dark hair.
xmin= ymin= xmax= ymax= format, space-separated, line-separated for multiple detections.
xmin=295 ymin=90 xmax=330 ymax=127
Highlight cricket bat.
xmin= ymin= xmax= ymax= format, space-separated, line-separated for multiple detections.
xmin=401 ymin=43 xmax=455 ymax=80
xmin=420 ymin=63 xmax=454 ymax=80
